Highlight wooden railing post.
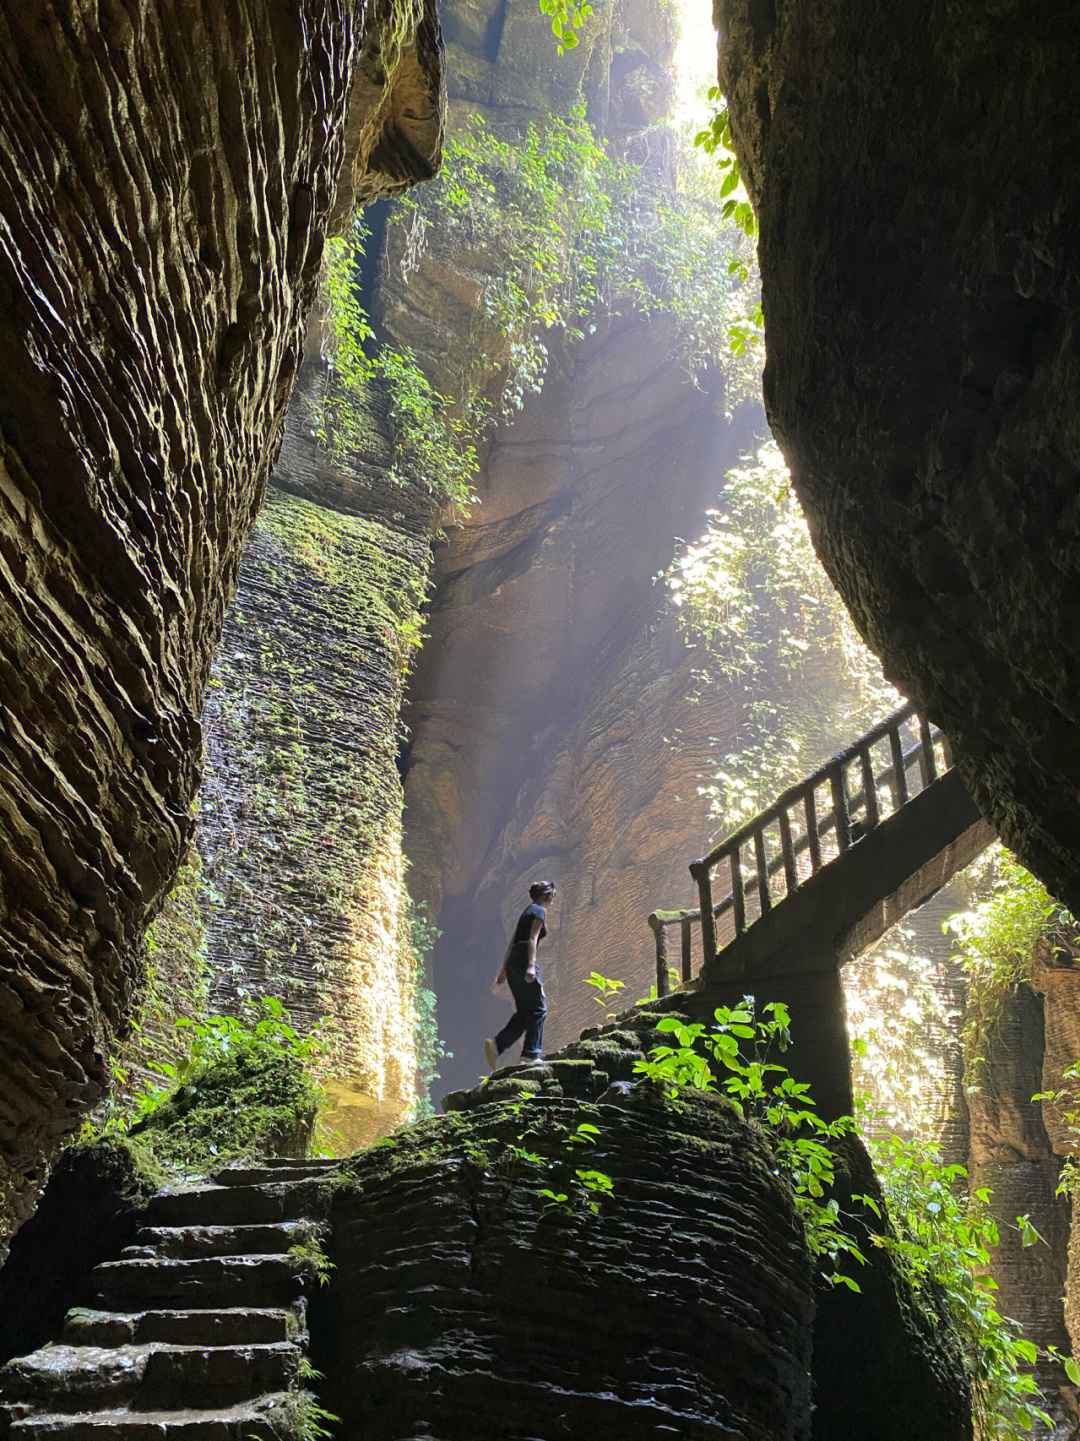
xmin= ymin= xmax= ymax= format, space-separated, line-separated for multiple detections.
xmin=860 ymin=746 xmax=880 ymax=829
xmin=805 ymin=786 xmax=822 ymax=871
xmin=693 ymin=862 xmax=717 ymax=971
xmin=830 ymin=765 xmax=852 ymax=850
xmin=916 ymin=715 xmax=936 ymax=787
xmin=753 ymin=827 xmax=771 ymax=913
xmin=888 ymin=723 xmax=909 ymax=808
xmin=777 ymin=808 xmax=798 ymax=894
xmin=730 ymin=847 xmax=746 ymax=934
xmin=680 ymin=917 xmax=692 ymax=984
xmin=652 ymin=919 xmax=668 ymax=998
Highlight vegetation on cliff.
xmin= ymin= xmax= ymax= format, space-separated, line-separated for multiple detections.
xmin=661 ymin=438 xmax=897 ymax=826
xmin=88 ymin=998 xmax=324 ymax=1177
xmin=317 ymin=104 xmax=761 ymax=535
xmin=946 ymin=848 xmax=1074 ymax=1080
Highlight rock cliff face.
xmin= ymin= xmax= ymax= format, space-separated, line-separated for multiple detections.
xmin=403 ymin=320 xmax=762 ymax=1092
xmin=0 ymin=0 xmax=442 ymax=1247
xmin=316 ymin=1083 xmax=816 ymax=1440
xmin=188 ymin=0 xmax=741 ymax=1114
xmin=965 ymin=982 xmax=1074 ymax=1429
xmin=309 ymin=998 xmax=971 ymax=1440
xmin=195 ymin=357 xmax=439 ymax=1146
xmin=717 ymin=0 xmax=1080 ymax=912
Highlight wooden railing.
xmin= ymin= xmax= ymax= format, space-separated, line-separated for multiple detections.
xmin=648 ymin=703 xmax=952 ymax=996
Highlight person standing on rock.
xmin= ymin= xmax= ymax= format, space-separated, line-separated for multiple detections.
xmin=485 ymin=881 xmax=555 ymax=1070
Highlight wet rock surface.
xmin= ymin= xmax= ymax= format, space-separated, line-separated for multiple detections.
xmin=0 ymin=1 xmax=442 ymax=1247
xmin=0 ymin=1157 xmax=339 ymax=1441
xmin=717 ymin=0 xmax=1080 ymax=911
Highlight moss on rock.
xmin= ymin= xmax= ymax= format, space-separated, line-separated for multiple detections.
xmin=126 ymin=1048 xmax=319 ymax=1173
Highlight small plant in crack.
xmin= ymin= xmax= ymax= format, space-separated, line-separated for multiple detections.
xmin=286 ymin=1228 xmax=334 ymax=1288
xmin=273 ymin=1389 xmax=340 ymax=1441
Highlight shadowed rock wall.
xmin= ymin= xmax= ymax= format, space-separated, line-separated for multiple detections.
xmin=0 ymin=0 xmax=442 ymax=1246
xmin=717 ymin=0 xmax=1080 ymax=913
xmin=316 ymin=1086 xmax=816 ymax=1440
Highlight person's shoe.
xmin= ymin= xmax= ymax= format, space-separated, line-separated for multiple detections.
xmin=484 ymin=1037 xmax=499 ymax=1071
xmin=522 ymin=1054 xmax=544 ymax=1065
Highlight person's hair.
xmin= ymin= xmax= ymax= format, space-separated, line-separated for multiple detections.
xmin=529 ymin=880 xmax=556 ymax=901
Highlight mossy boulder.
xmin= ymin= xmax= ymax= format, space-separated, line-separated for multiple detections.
xmin=127 ymin=1048 xmax=319 ymax=1173
xmin=311 ymin=1086 xmax=815 ymax=1440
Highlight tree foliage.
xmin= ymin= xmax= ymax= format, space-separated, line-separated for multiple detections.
xmin=318 ymin=226 xmax=479 ymax=519
xmin=863 ymin=1108 xmax=1067 ymax=1438
xmin=662 ymin=439 xmax=897 ymax=826
xmin=945 ymin=846 xmax=1073 ymax=1081
xmin=395 ymin=107 xmax=761 ymax=413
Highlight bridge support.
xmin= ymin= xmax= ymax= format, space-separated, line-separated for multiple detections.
xmin=694 ymin=767 xmax=995 ymax=1123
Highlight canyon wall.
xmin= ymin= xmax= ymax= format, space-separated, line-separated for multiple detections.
xmin=186 ymin=0 xmax=747 ymax=1114
xmin=0 ymin=0 xmax=442 ymax=1246
xmin=717 ymin=0 xmax=1080 ymax=914
xmin=195 ymin=358 xmax=440 ymax=1146
xmin=403 ymin=319 xmax=762 ymax=1094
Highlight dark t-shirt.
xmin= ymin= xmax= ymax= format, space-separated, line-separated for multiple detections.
xmin=510 ymin=902 xmax=547 ymax=949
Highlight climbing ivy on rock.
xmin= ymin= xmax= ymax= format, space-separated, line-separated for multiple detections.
xmin=863 ymin=1106 xmax=1066 ymax=1439
xmin=318 ymin=225 xmax=479 ymax=520
xmin=195 ymin=486 xmax=431 ymax=1138
xmin=945 ymin=846 xmax=1073 ymax=1082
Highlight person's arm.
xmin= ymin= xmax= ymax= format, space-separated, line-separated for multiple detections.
xmin=524 ymin=916 xmax=543 ymax=982
xmin=494 ymin=936 xmax=514 ymax=986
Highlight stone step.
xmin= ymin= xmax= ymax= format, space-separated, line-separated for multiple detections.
xmin=91 ymin=1257 xmax=298 ymax=1311
xmin=1 ymin=1343 xmax=297 ymax=1414
xmin=62 ymin=1311 xmax=294 ymax=1350
xmin=122 ymin=1224 xmax=311 ymax=1262
xmin=210 ymin=1163 xmax=337 ymax=1188
xmin=143 ymin=1181 xmax=325 ymax=1228
xmin=5 ymin=1393 xmax=296 ymax=1441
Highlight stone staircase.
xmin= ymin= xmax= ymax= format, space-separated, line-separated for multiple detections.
xmin=0 ymin=1158 xmax=340 ymax=1441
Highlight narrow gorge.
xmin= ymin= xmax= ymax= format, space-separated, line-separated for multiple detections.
xmin=1 ymin=2 xmax=1080 ymax=1439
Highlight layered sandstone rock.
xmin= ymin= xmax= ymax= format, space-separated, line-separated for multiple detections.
xmin=0 ymin=0 xmax=442 ymax=1247
xmin=195 ymin=359 xmax=439 ymax=1147
xmin=311 ymin=999 xmax=971 ymax=1439
xmin=717 ymin=0 xmax=1080 ymax=912
xmin=315 ymin=1082 xmax=816 ymax=1440
xmin=403 ymin=315 xmax=762 ymax=1093
xmin=1033 ymin=938 xmax=1080 ymax=1380
xmin=189 ymin=0 xmax=693 ymax=1115
xmin=965 ymin=983 xmax=1073 ymax=1429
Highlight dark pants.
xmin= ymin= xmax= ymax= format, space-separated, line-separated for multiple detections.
xmin=495 ymin=964 xmax=547 ymax=1060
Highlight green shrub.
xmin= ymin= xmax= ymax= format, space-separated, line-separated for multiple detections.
xmin=89 ymin=998 xmax=325 ymax=1176
xmin=945 ymin=847 xmax=1072 ymax=1080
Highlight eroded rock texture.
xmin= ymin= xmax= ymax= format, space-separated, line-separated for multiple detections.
xmin=717 ymin=1 xmax=1080 ymax=910
xmin=404 ymin=317 xmax=762 ymax=1093
xmin=196 ymin=357 xmax=439 ymax=1147
xmin=0 ymin=0 xmax=442 ymax=1246
xmin=965 ymin=982 xmax=1073 ymax=1430
xmin=310 ymin=997 xmax=970 ymax=1440
xmin=1033 ymin=937 xmax=1080 ymax=1388
xmin=317 ymin=1086 xmax=816 ymax=1439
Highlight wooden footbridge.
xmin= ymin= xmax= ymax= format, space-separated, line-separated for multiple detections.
xmin=650 ymin=703 xmax=996 ymax=1116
